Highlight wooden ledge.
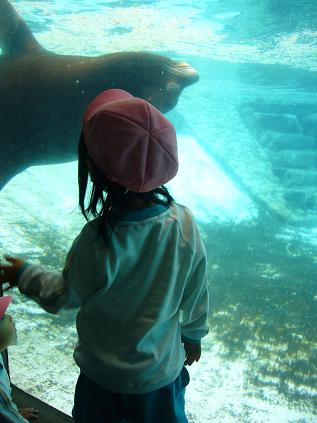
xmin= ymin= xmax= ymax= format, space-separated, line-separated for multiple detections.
xmin=12 ymin=385 xmax=72 ymax=423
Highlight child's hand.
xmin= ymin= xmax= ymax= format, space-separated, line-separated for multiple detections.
xmin=184 ymin=341 xmax=201 ymax=366
xmin=0 ymin=256 xmax=26 ymax=289
xmin=19 ymin=407 xmax=39 ymax=421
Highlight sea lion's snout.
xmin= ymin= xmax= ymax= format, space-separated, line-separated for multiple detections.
xmin=175 ymin=61 xmax=199 ymax=86
xmin=160 ymin=61 xmax=199 ymax=111
xmin=147 ymin=59 xmax=199 ymax=112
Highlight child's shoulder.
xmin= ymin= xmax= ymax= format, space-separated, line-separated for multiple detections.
xmin=77 ymin=218 xmax=101 ymax=240
xmin=169 ymin=203 xmax=200 ymax=247
xmin=170 ymin=202 xmax=196 ymax=222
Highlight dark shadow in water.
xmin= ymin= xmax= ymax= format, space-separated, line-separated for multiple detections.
xmin=202 ymin=212 xmax=317 ymax=413
xmin=235 ymin=63 xmax=317 ymax=93
xmin=202 ymin=0 xmax=317 ymax=43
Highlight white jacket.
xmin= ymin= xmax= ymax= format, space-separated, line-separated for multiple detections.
xmin=18 ymin=202 xmax=209 ymax=394
xmin=0 ymin=354 xmax=28 ymax=423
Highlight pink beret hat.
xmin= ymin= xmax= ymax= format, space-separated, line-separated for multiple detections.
xmin=82 ymin=89 xmax=178 ymax=192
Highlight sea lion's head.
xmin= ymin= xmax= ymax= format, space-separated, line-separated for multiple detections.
xmin=102 ymin=52 xmax=199 ymax=113
xmin=137 ymin=56 xmax=199 ymax=113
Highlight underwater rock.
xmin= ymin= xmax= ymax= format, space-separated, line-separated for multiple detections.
xmin=283 ymin=189 xmax=307 ymax=208
xmin=239 ymin=106 xmax=256 ymax=125
xmin=283 ymin=169 xmax=317 ymax=187
xmin=284 ymin=187 xmax=317 ymax=211
xmin=259 ymin=131 xmax=315 ymax=151
xmin=253 ymin=113 xmax=301 ymax=135
xmin=272 ymin=167 xmax=288 ymax=179
xmin=302 ymin=112 xmax=317 ymax=138
xmin=290 ymin=212 xmax=317 ymax=228
xmin=270 ymin=150 xmax=317 ymax=169
xmin=306 ymin=193 xmax=317 ymax=210
xmin=304 ymin=213 xmax=317 ymax=227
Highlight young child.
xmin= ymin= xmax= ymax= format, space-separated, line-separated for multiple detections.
xmin=0 ymin=296 xmax=39 ymax=422
xmin=0 ymin=89 xmax=209 ymax=423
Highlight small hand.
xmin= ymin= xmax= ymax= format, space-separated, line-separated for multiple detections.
xmin=0 ymin=256 xmax=26 ymax=289
xmin=19 ymin=407 xmax=39 ymax=421
xmin=184 ymin=341 xmax=201 ymax=366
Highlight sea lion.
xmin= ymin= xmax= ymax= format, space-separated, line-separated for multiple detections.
xmin=0 ymin=0 xmax=199 ymax=190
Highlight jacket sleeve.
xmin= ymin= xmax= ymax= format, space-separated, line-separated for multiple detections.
xmin=18 ymin=224 xmax=99 ymax=313
xmin=180 ymin=221 xmax=209 ymax=344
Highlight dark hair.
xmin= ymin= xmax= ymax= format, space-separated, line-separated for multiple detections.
xmin=78 ymin=132 xmax=174 ymax=243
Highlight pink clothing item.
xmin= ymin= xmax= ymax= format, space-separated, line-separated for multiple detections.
xmin=0 ymin=296 xmax=12 ymax=319
xmin=83 ymin=89 xmax=178 ymax=192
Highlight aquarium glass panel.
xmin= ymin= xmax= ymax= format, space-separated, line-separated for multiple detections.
xmin=0 ymin=0 xmax=316 ymax=421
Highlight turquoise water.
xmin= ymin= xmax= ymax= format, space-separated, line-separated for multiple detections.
xmin=1 ymin=0 xmax=317 ymax=421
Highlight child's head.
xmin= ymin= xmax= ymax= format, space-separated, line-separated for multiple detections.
xmin=82 ymin=88 xmax=178 ymax=193
xmin=78 ymin=89 xmax=178 ymax=237
xmin=0 ymin=296 xmax=17 ymax=352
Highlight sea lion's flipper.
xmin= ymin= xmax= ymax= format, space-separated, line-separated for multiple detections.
xmin=0 ymin=0 xmax=44 ymax=56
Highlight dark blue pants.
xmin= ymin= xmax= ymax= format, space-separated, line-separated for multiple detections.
xmin=72 ymin=367 xmax=190 ymax=423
